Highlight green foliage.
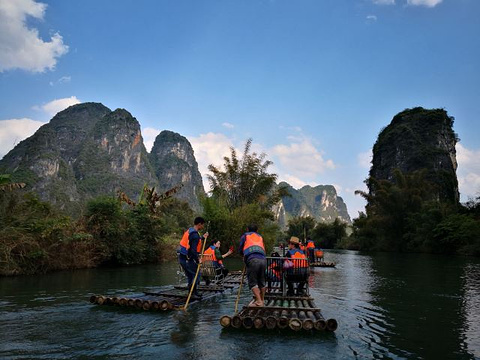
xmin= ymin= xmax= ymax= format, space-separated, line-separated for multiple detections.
xmin=0 ymin=191 xmax=101 ymax=275
xmin=312 ymin=218 xmax=347 ymax=249
xmin=353 ymin=170 xmax=480 ymax=255
xmin=203 ymin=139 xmax=282 ymax=254
xmin=286 ymin=216 xmax=316 ymax=240
xmin=207 ymin=139 xmax=286 ymax=211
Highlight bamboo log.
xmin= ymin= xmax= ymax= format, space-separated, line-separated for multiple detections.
xmin=232 ymin=315 xmax=243 ymax=328
xmin=142 ymin=300 xmax=152 ymax=311
xmin=105 ymin=297 xmax=114 ymax=305
xmin=288 ymin=311 xmax=302 ymax=331
xmin=160 ymin=300 xmax=171 ymax=311
xmin=112 ymin=297 xmax=120 ymax=305
xmin=134 ymin=299 xmax=143 ymax=309
xmin=313 ymin=311 xmax=327 ymax=331
xmin=326 ymin=318 xmax=338 ymax=332
xmin=253 ymin=315 xmax=265 ymax=329
xmin=89 ymin=295 xmax=97 ymax=303
xmin=242 ymin=309 xmax=257 ymax=329
xmin=118 ymin=298 xmax=128 ymax=306
xmin=220 ymin=315 xmax=232 ymax=328
xmin=127 ymin=299 xmax=135 ymax=307
xmin=278 ymin=309 xmax=289 ymax=329
xmin=95 ymin=296 xmax=106 ymax=305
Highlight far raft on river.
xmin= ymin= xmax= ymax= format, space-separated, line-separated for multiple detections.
xmin=90 ymin=270 xmax=245 ymax=311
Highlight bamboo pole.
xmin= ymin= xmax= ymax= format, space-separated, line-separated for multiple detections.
xmin=234 ymin=265 xmax=246 ymax=314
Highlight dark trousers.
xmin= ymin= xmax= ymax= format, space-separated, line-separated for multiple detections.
xmin=179 ymin=254 xmax=200 ymax=289
xmin=286 ymin=268 xmax=308 ymax=295
xmin=308 ymin=249 xmax=315 ymax=263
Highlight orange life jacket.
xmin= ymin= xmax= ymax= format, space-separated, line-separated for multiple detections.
xmin=268 ymin=262 xmax=281 ymax=280
xmin=179 ymin=228 xmax=203 ymax=255
xmin=306 ymin=240 xmax=315 ymax=249
xmin=204 ymin=245 xmax=223 ymax=266
xmin=315 ymin=249 xmax=324 ymax=258
xmin=243 ymin=232 xmax=266 ymax=257
xmin=289 ymin=249 xmax=309 ymax=268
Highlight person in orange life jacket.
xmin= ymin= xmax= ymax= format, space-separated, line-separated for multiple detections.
xmin=285 ymin=236 xmax=309 ymax=296
xmin=238 ymin=224 xmax=267 ymax=307
xmin=203 ymin=240 xmax=233 ymax=284
xmin=267 ymin=252 xmax=282 ymax=282
xmin=306 ymin=237 xmax=315 ymax=263
xmin=178 ymin=216 xmax=209 ymax=298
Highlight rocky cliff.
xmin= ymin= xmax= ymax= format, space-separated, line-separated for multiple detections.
xmin=0 ymin=103 xmax=204 ymax=213
xmin=149 ymin=130 xmax=205 ymax=211
xmin=273 ymin=182 xmax=351 ymax=229
xmin=369 ymin=107 xmax=459 ymax=203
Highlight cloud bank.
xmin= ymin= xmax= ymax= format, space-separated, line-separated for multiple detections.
xmin=0 ymin=0 xmax=69 ymax=73
xmin=0 ymin=118 xmax=46 ymax=159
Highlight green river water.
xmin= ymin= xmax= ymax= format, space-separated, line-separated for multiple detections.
xmin=1 ymin=250 xmax=479 ymax=359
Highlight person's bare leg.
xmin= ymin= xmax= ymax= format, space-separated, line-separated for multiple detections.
xmin=251 ymin=287 xmax=263 ymax=306
xmin=260 ymin=287 xmax=266 ymax=303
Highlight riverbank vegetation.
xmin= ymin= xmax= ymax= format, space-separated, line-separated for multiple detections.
xmin=0 ymin=182 xmax=192 ymax=275
xmin=349 ymin=169 xmax=480 ymax=256
xmin=285 ymin=216 xmax=348 ymax=249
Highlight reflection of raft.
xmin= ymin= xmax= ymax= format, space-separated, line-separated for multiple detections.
xmin=310 ymin=262 xmax=336 ymax=268
xmin=89 ymin=271 xmax=244 ymax=311
xmin=220 ymin=292 xmax=337 ymax=332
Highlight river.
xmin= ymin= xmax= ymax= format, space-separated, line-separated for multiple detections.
xmin=1 ymin=250 xmax=479 ymax=359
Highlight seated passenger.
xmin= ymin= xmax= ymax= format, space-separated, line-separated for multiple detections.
xmin=267 ymin=252 xmax=282 ymax=282
xmin=203 ymin=240 xmax=233 ymax=284
xmin=285 ymin=236 xmax=309 ymax=296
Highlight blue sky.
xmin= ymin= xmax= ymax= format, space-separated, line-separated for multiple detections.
xmin=1 ymin=0 xmax=479 ymax=218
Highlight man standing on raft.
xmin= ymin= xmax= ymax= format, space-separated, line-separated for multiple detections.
xmin=178 ymin=217 xmax=209 ymax=299
xmin=238 ymin=224 xmax=266 ymax=307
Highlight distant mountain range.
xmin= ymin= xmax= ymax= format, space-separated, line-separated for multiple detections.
xmin=274 ymin=182 xmax=351 ymax=228
xmin=0 ymin=102 xmax=351 ymax=223
xmin=0 ymin=103 xmax=204 ymax=213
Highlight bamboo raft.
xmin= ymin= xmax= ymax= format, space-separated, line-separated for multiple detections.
xmin=220 ymin=294 xmax=338 ymax=332
xmin=89 ymin=270 xmax=245 ymax=311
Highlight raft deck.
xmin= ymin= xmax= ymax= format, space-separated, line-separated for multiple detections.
xmin=89 ymin=270 xmax=244 ymax=311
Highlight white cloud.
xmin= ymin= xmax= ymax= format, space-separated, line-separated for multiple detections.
xmin=357 ymin=149 xmax=372 ymax=169
xmin=457 ymin=143 xmax=480 ymax=200
xmin=49 ymin=75 xmax=71 ymax=86
xmin=142 ymin=127 xmax=161 ymax=152
xmin=407 ymin=0 xmax=442 ymax=7
xmin=33 ymin=96 xmax=81 ymax=117
xmin=222 ymin=122 xmax=234 ymax=129
xmin=373 ymin=0 xmax=395 ymax=4
xmin=278 ymin=174 xmax=308 ymax=189
xmin=366 ymin=15 xmax=378 ymax=22
xmin=0 ymin=0 xmax=69 ymax=73
xmin=188 ymin=132 xmax=236 ymax=190
xmin=271 ymin=138 xmax=335 ymax=179
xmin=0 ymin=118 xmax=46 ymax=159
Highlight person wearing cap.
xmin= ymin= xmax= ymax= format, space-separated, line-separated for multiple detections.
xmin=285 ymin=236 xmax=309 ymax=296
xmin=238 ymin=224 xmax=266 ymax=307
